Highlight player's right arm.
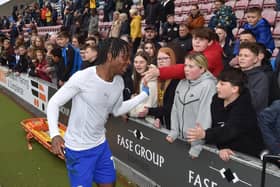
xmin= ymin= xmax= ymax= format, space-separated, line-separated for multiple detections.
xmin=47 ymin=72 xmax=81 ymax=153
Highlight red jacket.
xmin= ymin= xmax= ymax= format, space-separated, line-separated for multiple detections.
xmin=159 ymin=41 xmax=223 ymax=79
xmin=36 ymin=60 xmax=52 ymax=82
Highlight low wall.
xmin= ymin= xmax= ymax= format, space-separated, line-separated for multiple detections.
xmin=0 ymin=66 xmax=279 ymax=187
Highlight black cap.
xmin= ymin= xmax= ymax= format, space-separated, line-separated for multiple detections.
xmin=144 ymin=24 xmax=156 ymax=31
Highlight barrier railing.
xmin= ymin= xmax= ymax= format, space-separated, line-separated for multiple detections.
xmin=0 ymin=25 xmax=62 ymax=36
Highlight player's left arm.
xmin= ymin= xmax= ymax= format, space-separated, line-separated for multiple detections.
xmin=112 ymin=81 xmax=149 ymax=116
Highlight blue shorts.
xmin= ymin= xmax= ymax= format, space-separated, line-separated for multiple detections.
xmin=64 ymin=140 xmax=116 ymax=187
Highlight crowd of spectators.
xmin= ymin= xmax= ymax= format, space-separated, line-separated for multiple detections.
xmin=0 ymin=0 xmax=280 ymax=165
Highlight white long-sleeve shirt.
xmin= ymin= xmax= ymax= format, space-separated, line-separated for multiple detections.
xmin=47 ymin=67 xmax=148 ymax=151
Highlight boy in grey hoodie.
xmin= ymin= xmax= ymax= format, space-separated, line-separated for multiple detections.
xmin=166 ymin=53 xmax=216 ymax=158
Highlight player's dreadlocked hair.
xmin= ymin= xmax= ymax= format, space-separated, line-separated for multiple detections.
xmin=98 ymin=37 xmax=130 ymax=65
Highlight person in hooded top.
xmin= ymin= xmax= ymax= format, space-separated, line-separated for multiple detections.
xmin=166 ymin=52 xmax=216 ymax=158
xmin=187 ymin=68 xmax=265 ymax=161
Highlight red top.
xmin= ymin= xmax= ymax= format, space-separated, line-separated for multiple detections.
xmin=36 ymin=59 xmax=52 ymax=83
xmin=159 ymin=41 xmax=223 ymax=79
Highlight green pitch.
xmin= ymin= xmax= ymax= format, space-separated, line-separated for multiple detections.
xmin=0 ymin=92 xmax=135 ymax=187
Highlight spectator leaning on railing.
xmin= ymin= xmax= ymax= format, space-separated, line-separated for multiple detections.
xmin=187 ymin=68 xmax=265 ymax=161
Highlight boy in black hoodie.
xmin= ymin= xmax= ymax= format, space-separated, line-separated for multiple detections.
xmin=187 ymin=68 xmax=264 ymax=161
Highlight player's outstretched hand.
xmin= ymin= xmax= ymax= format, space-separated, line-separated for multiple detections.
xmin=142 ymin=65 xmax=159 ymax=84
xmin=51 ymin=135 xmax=65 ymax=156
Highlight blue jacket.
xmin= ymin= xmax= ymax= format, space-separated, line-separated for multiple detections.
xmin=243 ymin=18 xmax=275 ymax=53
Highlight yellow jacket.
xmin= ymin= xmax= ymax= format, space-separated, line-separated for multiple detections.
xmin=46 ymin=10 xmax=52 ymax=23
xmin=130 ymin=15 xmax=142 ymax=40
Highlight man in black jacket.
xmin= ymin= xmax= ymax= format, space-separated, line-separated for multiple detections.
xmin=171 ymin=23 xmax=192 ymax=54
xmin=187 ymin=68 xmax=264 ymax=161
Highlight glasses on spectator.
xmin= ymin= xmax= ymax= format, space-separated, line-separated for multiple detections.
xmin=157 ymin=57 xmax=170 ymax=61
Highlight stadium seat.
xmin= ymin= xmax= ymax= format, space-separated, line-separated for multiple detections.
xmin=175 ymin=6 xmax=182 ymax=15
xmin=235 ymin=10 xmax=245 ymax=25
xmin=237 ymin=28 xmax=245 ymax=37
xmin=262 ymin=8 xmax=276 ymax=26
xmin=248 ymin=0 xmax=264 ymax=8
xmin=263 ymin=0 xmax=276 ymax=8
xmin=189 ymin=0 xmax=199 ymax=5
xmin=175 ymin=0 xmax=182 ymax=7
xmin=272 ymin=47 xmax=279 ymax=57
xmin=273 ymin=22 xmax=280 ymax=39
xmin=235 ymin=0 xmax=249 ymax=10
xmin=274 ymin=39 xmax=280 ymax=48
xmin=225 ymin=0 xmax=236 ymax=10
xmin=276 ymin=11 xmax=280 ymax=22
xmin=181 ymin=5 xmax=191 ymax=15
xmin=232 ymin=27 xmax=239 ymax=38
xmin=175 ymin=15 xmax=184 ymax=24
xmin=181 ymin=0 xmax=190 ymax=6
xmin=200 ymin=3 xmax=213 ymax=14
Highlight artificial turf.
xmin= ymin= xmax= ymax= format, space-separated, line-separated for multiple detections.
xmin=0 ymin=92 xmax=135 ymax=187
xmin=0 ymin=92 xmax=69 ymax=187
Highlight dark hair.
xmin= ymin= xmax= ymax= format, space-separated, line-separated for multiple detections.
xmin=79 ymin=44 xmax=87 ymax=50
xmin=85 ymin=44 xmax=98 ymax=53
xmin=18 ymin=44 xmax=26 ymax=49
xmin=246 ymin=7 xmax=262 ymax=15
xmin=218 ymin=67 xmax=248 ymax=94
xmin=85 ymin=36 xmax=97 ymax=43
xmin=57 ymin=30 xmax=70 ymax=39
xmin=239 ymin=42 xmax=259 ymax=56
xmin=239 ymin=30 xmax=256 ymax=39
xmin=97 ymin=37 xmax=130 ymax=65
xmin=143 ymin=41 xmax=157 ymax=56
xmin=72 ymin=34 xmax=84 ymax=45
xmin=255 ymin=43 xmax=272 ymax=66
xmin=215 ymin=25 xmax=227 ymax=32
xmin=50 ymin=47 xmax=62 ymax=58
xmin=192 ymin=4 xmax=199 ymax=9
xmin=215 ymin=0 xmax=225 ymax=4
xmin=133 ymin=51 xmax=151 ymax=94
xmin=191 ymin=27 xmax=216 ymax=41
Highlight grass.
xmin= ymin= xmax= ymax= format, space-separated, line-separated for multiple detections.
xmin=0 ymin=92 xmax=136 ymax=187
